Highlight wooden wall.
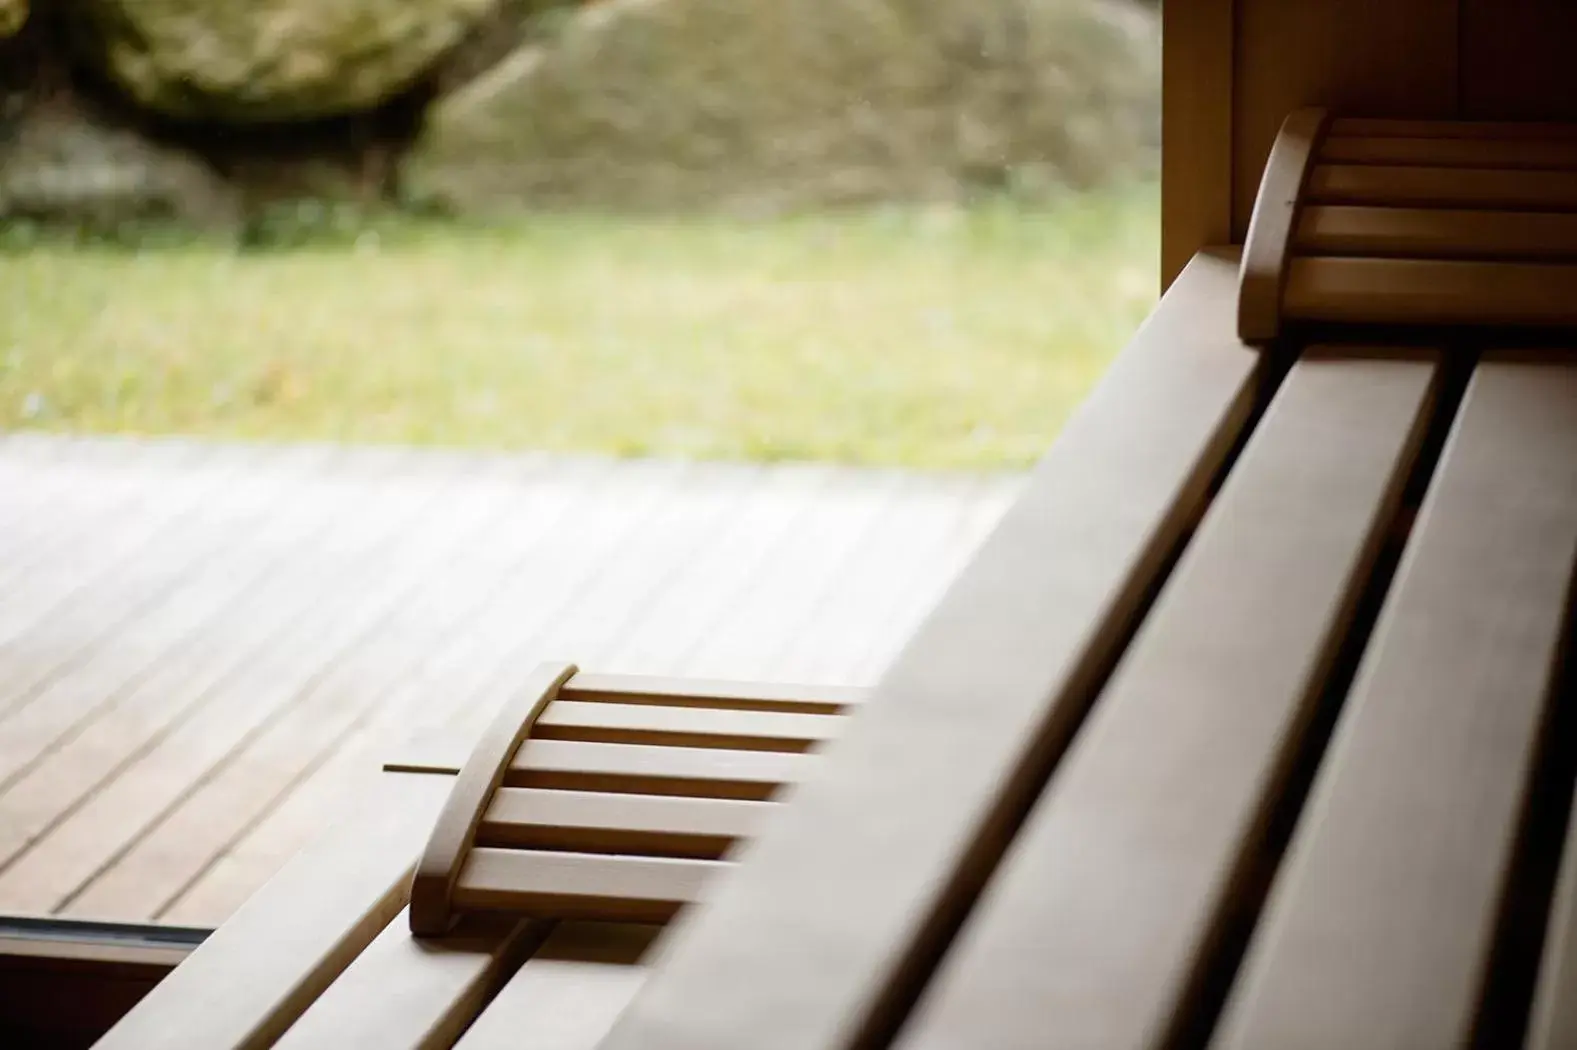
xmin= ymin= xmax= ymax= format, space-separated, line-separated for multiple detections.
xmin=1161 ymin=0 xmax=1577 ymax=288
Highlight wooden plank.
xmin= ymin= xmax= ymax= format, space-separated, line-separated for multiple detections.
xmin=453 ymin=849 xmax=724 ymax=924
xmin=846 ymin=477 xmax=1025 ymax=686
xmin=0 ymin=460 xmax=439 ymax=883
xmin=160 ymin=741 xmax=390 ymax=928
xmin=384 ymin=730 xmax=493 ymax=776
xmin=598 ymin=248 xmax=1263 ymax=1050
xmin=1283 ymin=257 xmax=1577 ymax=328
xmin=480 ymin=788 xmax=767 ymax=859
xmin=435 ymin=459 xmax=694 ymax=733
xmin=770 ymin=474 xmax=992 ymax=685
xmin=0 ymin=441 xmax=203 ymax=596
xmin=0 ymin=483 xmax=345 ymax=793
xmin=1528 ymin=800 xmax=1577 ymax=1050
xmin=1215 ymin=353 xmax=1577 ymax=1050
xmin=1239 ymin=108 xmax=1330 ymax=341
xmin=0 ymin=462 xmax=471 ymax=916
xmin=535 ymin=701 xmax=842 ymax=752
xmin=1320 ymin=135 xmax=1577 ymax=169
xmin=508 ymin=740 xmax=810 ymax=801
xmin=95 ymin=771 xmax=450 ymax=1050
xmin=1232 ymin=0 xmax=1459 ymax=236
xmin=680 ymin=470 xmax=907 ymax=682
xmin=1308 ymin=164 xmax=1577 ymax=210
xmin=895 ymin=348 xmax=1439 ymax=1050
xmin=517 ymin=461 xmax=748 ymax=673
xmin=1161 ymin=0 xmax=1234 ymax=289
xmin=0 ymin=443 xmax=249 ymax=636
xmin=87 ymin=461 xmax=606 ymax=922
xmin=456 ymin=922 xmax=659 ymax=1050
xmin=1295 ymin=206 xmax=1577 ymax=260
xmin=391 ymin=735 xmax=814 ymax=796
xmin=560 ymin=674 xmax=864 ymax=714
xmin=597 ymin=464 xmax=836 ymax=678
xmin=0 ymin=447 xmax=325 ymax=716
xmin=1330 ymin=118 xmax=1577 ymax=139
xmin=273 ymin=912 xmax=549 ymax=1050
xmin=1461 ymin=0 xmax=1577 ymax=122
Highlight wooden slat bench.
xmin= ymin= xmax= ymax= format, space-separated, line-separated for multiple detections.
xmin=86 ymin=71 xmax=1577 ymax=1050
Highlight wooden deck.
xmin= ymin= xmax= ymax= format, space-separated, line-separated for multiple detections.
xmin=0 ymin=435 xmax=1019 ymax=929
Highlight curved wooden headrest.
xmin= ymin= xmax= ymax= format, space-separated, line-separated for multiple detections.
xmin=1240 ymin=111 xmax=1577 ymax=342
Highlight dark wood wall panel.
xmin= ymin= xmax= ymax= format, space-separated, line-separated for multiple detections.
xmin=1231 ymin=0 xmax=1460 ymax=236
xmin=1461 ymin=0 xmax=1577 ymax=121
xmin=1162 ymin=0 xmax=1235 ymax=290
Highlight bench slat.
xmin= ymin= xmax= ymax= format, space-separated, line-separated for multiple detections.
xmin=560 ymin=674 xmax=865 ymax=714
xmin=533 ymin=701 xmax=841 ymax=752
xmin=1295 ymin=207 xmax=1577 ymax=260
xmin=479 ymin=788 xmax=766 ymax=858
xmin=1328 ymin=119 xmax=1577 ymax=141
xmin=271 ymin=911 xmax=548 ymax=1050
xmin=895 ymin=347 xmax=1439 ymax=1050
xmin=1320 ymin=136 xmax=1577 ymax=170
xmin=1308 ymin=165 xmax=1577 ymax=210
xmin=1215 ymin=353 xmax=1577 ymax=1049
xmin=94 ymin=771 xmax=451 ymax=1050
xmin=599 ymin=248 xmax=1263 ymax=1050
xmin=507 ymin=740 xmax=809 ymax=800
xmin=455 ymin=923 xmax=658 ymax=1050
xmin=453 ymin=849 xmax=723 ymax=924
xmin=1284 ymin=258 xmax=1577 ymax=328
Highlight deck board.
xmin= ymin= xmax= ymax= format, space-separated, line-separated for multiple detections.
xmin=0 ymin=437 xmax=1012 ymax=926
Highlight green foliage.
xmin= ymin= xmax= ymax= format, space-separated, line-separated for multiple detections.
xmin=2 ymin=186 xmax=1159 ymax=467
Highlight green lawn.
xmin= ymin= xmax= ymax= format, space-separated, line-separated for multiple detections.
xmin=1 ymin=186 xmax=1157 ymax=468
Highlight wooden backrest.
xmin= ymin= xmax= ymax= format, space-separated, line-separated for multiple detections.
xmin=1162 ymin=0 xmax=1577 ymax=287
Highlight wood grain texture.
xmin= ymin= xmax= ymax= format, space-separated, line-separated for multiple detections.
xmin=479 ymin=788 xmax=766 ymax=859
xmin=1215 ymin=354 xmax=1577 ymax=1050
xmin=410 ymin=662 xmax=577 ymax=937
xmin=1232 ymin=0 xmax=1460 ymax=236
xmin=456 ymin=922 xmax=659 ymax=1050
xmin=1330 ymin=118 xmax=1577 ymax=139
xmin=273 ymin=912 xmax=549 ymax=1050
xmin=598 ymin=249 xmax=1263 ymax=1050
xmin=507 ymin=739 xmax=810 ymax=800
xmin=534 ymin=701 xmax=842 ymax=753
xmin=0 ymin=444 xmax=1003 ymax=927
xmin=1461 ymin=0 xmax=1577 ymax=121
xmin=1295 ymin=206 xmax=1577 ymax=260
xmin=453 ymin=849 xmax=724 ymax=924
xmin=1284 ymin=257 xmax=1577 ymax=327
xmin=897 ymin=348 xmax=1439 ymax=1050
xmin=560 ymin=674 xmax=866 ymax=714
xmin=1239 ymin=108 xmax=1330 ymax=341
xmin=1308 ymin=165 xmax=1577 ymax=210
xmin=1161 ymin=0 xmax=1234 ymax=289
xmin=1528 ymin=800 xmax=1577 ymax=1050
xmin=1320 ymin=135 xmax=1577 ymax=169
xmin=94 ymin=771 xmax=451 ymax=1050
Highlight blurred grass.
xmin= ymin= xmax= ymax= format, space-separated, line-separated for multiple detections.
xmin=0 ymin=184 xmax=1157 ymax=468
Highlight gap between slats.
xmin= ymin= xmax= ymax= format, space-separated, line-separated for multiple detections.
xmin=1295 ymin=207 xmax=1577 ymax=261
xmin=477 ymin=788 xmax=763 ymax=860
xmin=891 ymin=347 xmax=1451 ymax=1050
xmin=1320 ymin=136 xmax=1577 ymax=170
xmin=1214 ymin=353 xmax=1577 ymax=1050
xmin=1308 ymin=165 xmax=1577 ymax=212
